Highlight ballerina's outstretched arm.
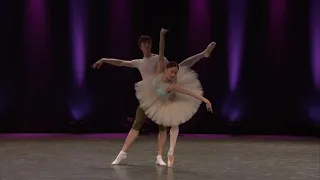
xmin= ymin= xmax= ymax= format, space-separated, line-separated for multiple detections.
xmin=157 ymin=28 xmax=169 ymax=74
xmin=168 ymin=84 xmax=213 ymax=113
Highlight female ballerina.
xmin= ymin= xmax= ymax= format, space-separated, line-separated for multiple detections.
xmin=134 ymin=28 xmax=213 ymax=167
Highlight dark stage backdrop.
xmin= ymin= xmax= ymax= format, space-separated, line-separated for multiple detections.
xmin=0 ymin=0 xmax=319 ymax=136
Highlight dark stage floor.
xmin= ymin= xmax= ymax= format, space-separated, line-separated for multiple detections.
xmin=0 ymin=134 xmax=319 ymax=180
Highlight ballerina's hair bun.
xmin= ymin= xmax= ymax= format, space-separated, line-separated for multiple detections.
xmin=166 ymin=61 xmax=179 ymax=69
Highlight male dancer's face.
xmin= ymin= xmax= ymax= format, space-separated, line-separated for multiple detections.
xmin=139 ymin=41 xmax=152 ymax=56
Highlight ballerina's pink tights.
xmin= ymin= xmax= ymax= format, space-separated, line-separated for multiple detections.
xmin=168 ymin=126 xmax=179 ymax=156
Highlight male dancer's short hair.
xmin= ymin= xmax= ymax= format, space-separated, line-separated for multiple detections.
xmin=138 ymin=35 xmax=152 ymax=47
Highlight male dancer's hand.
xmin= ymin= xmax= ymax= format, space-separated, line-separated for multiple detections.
xmin=92 ymin=58 xmax=106 ymax=69
xmin=160 ymin=28 xmax=169 ymax=34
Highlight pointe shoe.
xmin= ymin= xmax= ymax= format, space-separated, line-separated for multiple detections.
xmin=167 ymin=155 xmax=175 ymax=168
xmin=204 ymin=42 xmax=216 ymax=58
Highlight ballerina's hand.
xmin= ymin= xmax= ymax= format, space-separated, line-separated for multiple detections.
xmin=204 ymin=99 xmax=213 ymax=113
xmin=160 ymin=28 xmax=169 ymax=34
xmin=92 ymin=58 xmax=105 ymax=69
xmin=168 ymin=93 xmax=176 ymax=101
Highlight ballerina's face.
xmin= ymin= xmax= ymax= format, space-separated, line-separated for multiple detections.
xmin=164 ymin=67 xmax=179 ymax=81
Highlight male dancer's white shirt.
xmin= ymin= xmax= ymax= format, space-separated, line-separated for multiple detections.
xmin=131 ymin=54 xmax=168 ymax=80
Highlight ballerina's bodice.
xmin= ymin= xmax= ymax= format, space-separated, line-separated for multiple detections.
xmin=152 ymin=74 xmax=175 ymax=99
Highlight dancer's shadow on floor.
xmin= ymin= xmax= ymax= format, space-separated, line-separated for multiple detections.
xmin=111 ymin=164 xmax=175 ymax=180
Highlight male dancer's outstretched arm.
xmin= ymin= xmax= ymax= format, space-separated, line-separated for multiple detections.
xmin=92 ymin=58 xmax=135 ymax=69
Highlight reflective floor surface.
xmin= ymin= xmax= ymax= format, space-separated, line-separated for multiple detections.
xmin=0 ymin=134 xmax=319 ymax=180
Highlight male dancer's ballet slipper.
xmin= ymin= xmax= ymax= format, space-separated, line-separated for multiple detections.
xmin=167 ymin=155 xmax=175 ymax=168
xmin=111 ymin=151 xmax=127 ymax=165
xmin=204 ymin=42 xmax=216 ymax=58
xmin=156 ymin=155 xmax=167 ymax=166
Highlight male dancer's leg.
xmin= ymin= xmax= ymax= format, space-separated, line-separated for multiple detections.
xmin=111 ymin=107 xmax=166 ymax=166
xmin=167 ymin=126 xmax=179 ymax=167
xmin=111 ymin=107 xmax=146 ymax=165
xmin=178 ymin=42 xmax=216 ymax=68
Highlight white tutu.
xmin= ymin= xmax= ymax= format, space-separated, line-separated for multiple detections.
xmin=134 ymin=66 xmax=203 ymax=127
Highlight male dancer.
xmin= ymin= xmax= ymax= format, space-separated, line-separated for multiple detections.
xmin=92 ymin=35 xmax=216 ymax=166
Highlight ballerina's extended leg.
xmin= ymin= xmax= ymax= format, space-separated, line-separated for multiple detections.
xmin=178 ymin=42 xmax=216 ymax=67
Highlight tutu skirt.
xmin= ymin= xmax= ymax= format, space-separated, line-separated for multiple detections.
xmin=134 ymin=66 xmax=203 ymax=127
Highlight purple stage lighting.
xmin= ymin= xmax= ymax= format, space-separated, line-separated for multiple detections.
xmin=26 ymin=0 xmax=46 ymax=47
xmin=308 ymin=106 xmax=320 ymax=122
xmin=269 ymin=0 xmax=286 ymax=35
xmin=70 ymin=98 xmax=91 ymax=120
xmin=227 ymin=0 xmax=247 ymax=92
xmin=70 ymin=0 xmax=87 ymax=88
xmin=69 ymin=88 xmax=92 ymax=121
xmin=268 ymin=0 xmax=286 ymax=63
xmin=188 ymin=0 xmax=211 ymax=53
xmin=69 ymin=0 xmax=91 ymax=121
xmin=304 ymin=92 xmax=320 ymax=123
xmin=25 ymin=0 xmax=49 ymax=86
xmin=305 ymin=90 xmax=320 ymax=123
xmin=108 ymin=0 xmax=132 ymax=57
xmin=310 ymin=0 xmax=320 ymax=89
xmin=222 ymin=92 xmax=246 ymax=122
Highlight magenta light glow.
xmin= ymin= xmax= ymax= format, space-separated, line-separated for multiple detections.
xmin=70 ymin=0 xmax=87 ymax=88
xmin=188 ymin=0 xmax=211 ymax=53
xmin=310 ymin=0 xmax=320 ymax=89
xmin=227 ymin=0 xmax=247 ymax=92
